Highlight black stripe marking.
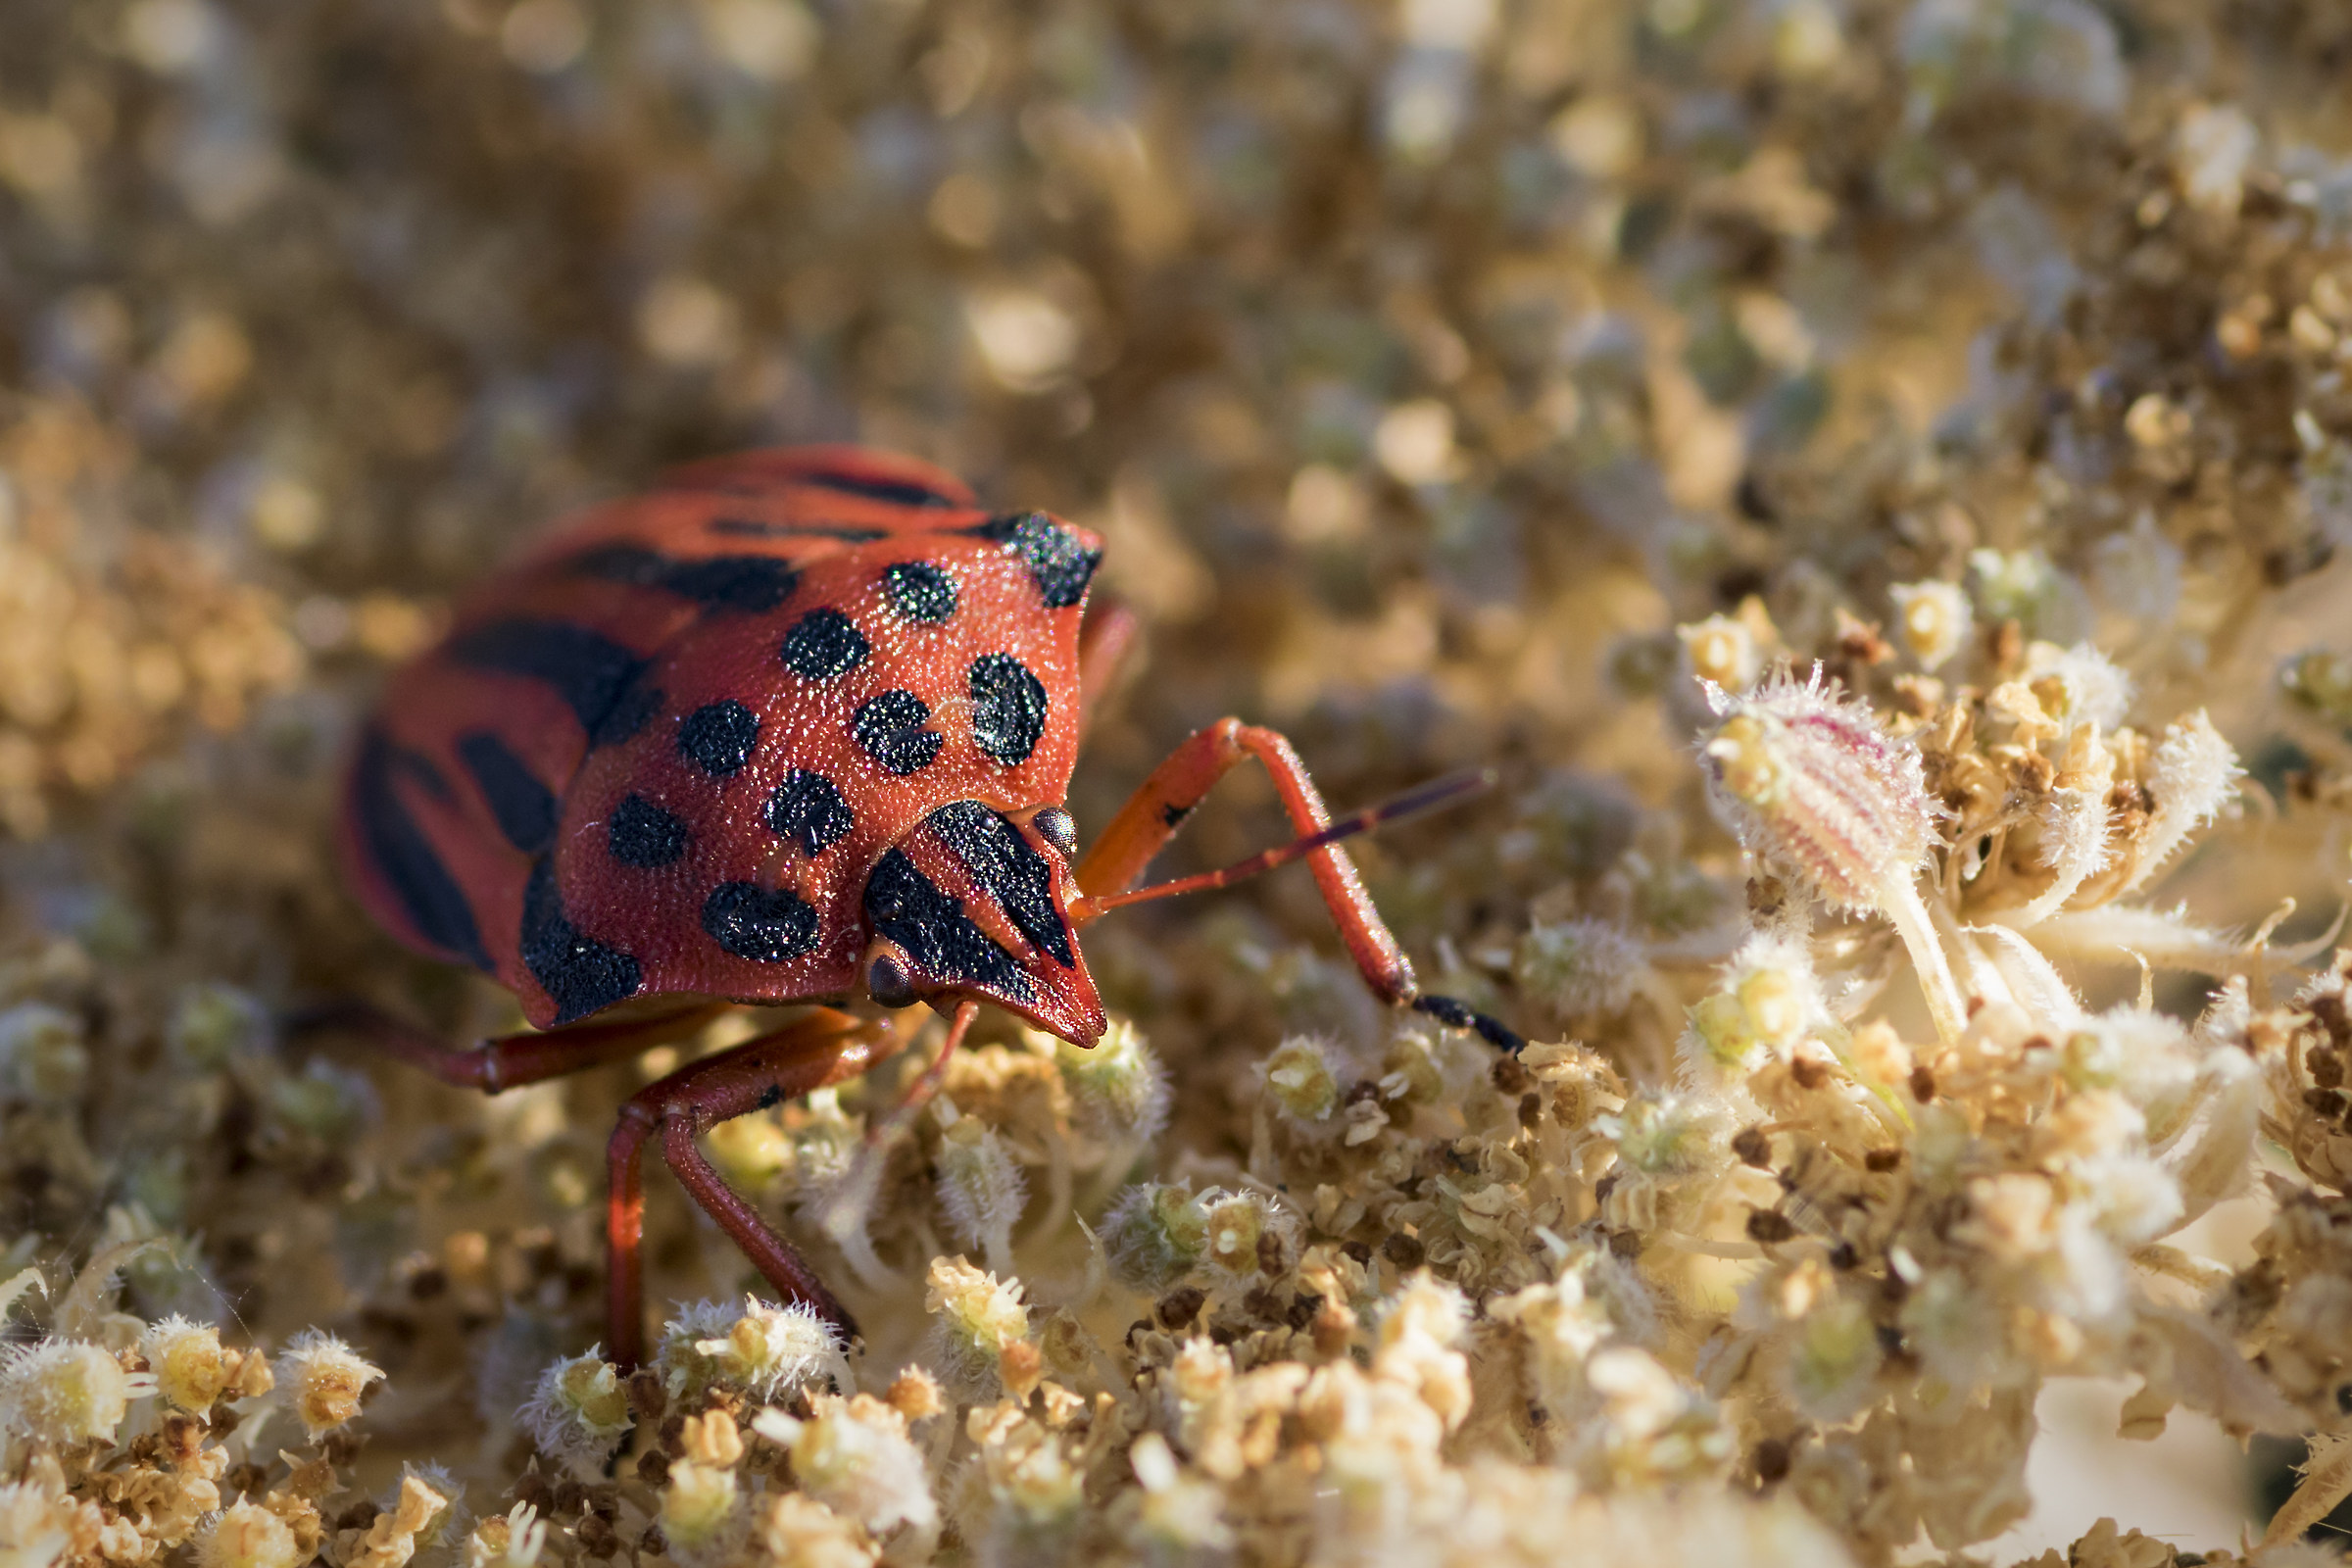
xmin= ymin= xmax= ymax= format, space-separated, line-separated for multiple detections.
xmin=709 ymin=518 xmax=890 ymax=544
xmin=968 ymin=513 xmax=1100 ymax=608
xmin=764 ymin=769 xmax=855 ymax=858
xmin=790 ymin=468 xmax=958 ymax=508
xmin=566 ymin=545 xmax=799 ymax=612
xmin=590 ymin=678 xmax=663 ymax=749
xmin=455 ymin=732 xmax=557 ymax=855
xmin=928 ymin=800 xmax=1074 ymax=966
xmin=862 ymin=848 xmax=1034 ymax=1002
xmin=520 ymin=857 xmax=642 ymax=1023
xmin=968 ymin=653 xmax=1049 ymax=766
xmin=450 ymin=619 xmax=649 ymax=738
xmin=703 ymin=881 xmax=821 ymax=962
xmin=350 ymin=729 xmax=491 ymax=970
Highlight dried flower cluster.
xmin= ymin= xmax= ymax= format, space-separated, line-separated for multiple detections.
xmin=10 ymin=0 xmax=2352 ymax=1564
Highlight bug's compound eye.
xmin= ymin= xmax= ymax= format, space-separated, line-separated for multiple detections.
xmin=867 ymin=949 xmax=919 ymax=1009
xmin=1032 ymin=806 xmax=1078 ymax=858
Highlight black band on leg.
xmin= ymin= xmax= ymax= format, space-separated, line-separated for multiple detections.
xmin=1410 ymin=994 xmax=1525 ymax=1054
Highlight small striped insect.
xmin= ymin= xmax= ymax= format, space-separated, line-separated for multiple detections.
xmin=315 ymin=445 xmax=1517 ymax=1367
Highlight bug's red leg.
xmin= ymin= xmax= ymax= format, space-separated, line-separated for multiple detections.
xmin=861 ymin=1000 xmax=978 ymax=1150
xmin=1076 ymin=597 xmax=1141 ymax=728
xmin=606 ymin=1007 xmax=887 ymax=1369
xmin=1073 ymin=718 xmax=1525 ymax=1052
xmin=289 ymin=998 xmax=732 ymax=1093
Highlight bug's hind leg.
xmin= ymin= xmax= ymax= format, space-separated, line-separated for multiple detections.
xmin=606 ymin=1007 xmax=893 ymax=1370
xmin=288 ymin=998 xmax=732 ymax=1093
xmin=1073 ymin=718 xmax=1525 ymax=1053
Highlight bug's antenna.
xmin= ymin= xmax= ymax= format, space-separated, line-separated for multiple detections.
xmin=1072 ymin=767 xmax=1496 ymax=922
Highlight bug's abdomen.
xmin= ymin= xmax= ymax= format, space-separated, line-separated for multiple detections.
xmin=339 ymin=447 xmax=1102 ymax=1031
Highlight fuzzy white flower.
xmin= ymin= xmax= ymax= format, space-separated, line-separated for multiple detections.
xmin=0 ymin=1338 xmax=144 ymax=1446
xmin=518 ymin=1348 xmax=633 ymax=1475
xmin=1101 ymin=1182 xmax=1209 ymax=1293
xmin=1262 ymin=1036 xmax=1342 ymax=1124
xmin=194 ymin=1496 xmax=304 ymax=1568
xmin=654 ymin=1297 xmax=850 ymax=1403
xmin=2118 ymin=709 xmax=2239 ymax=895
xmin=923 ymin=1255 xmax=1028 ymax=1395
xmin=1054 ymin=1018 xmax=1170 ymax=1146
xmin=752 ymin=1394 xmax=939 ymax=1550
xmin=933 ymin=1108 xmax=1028 ymax=1276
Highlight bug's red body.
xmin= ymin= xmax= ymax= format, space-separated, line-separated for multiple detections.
xmin=341 ymin=446 xmax=1104 ymax=1043
xmin=326 ymin=445 xmax=1515 ymax=1368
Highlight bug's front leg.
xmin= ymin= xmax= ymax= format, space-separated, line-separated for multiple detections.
xmin=605 ymin=1006 xmax=894 ymax=1370
xmin=1074 ymin=718 xmax=1524 ymax=1052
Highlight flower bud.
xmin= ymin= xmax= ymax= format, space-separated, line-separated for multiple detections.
xmin=274 ymin=1330 xmax=382 ymax=1439
xmin=754 ymin=1394 xmax=938 ymax=1545
xmin=167 ymin=983 xmax=270 ymax=1071
xmin=1054 ymin=1018 xmax=1169 ymax=1146
xmin=1887 ymin=580 xmax=1972 ymax=672
xmin=660 ymin=1460 xmax=744 ymax=1565
xmin=924 ymin=1255 xmax=1028 ymax=1396
xmin=1263 ymin=1036 xmax=1341 ymax=1124
xmin=1200 ymin=1190 xmax=1293 ymax=1283
xmin=141 ymin=1315 xmax=230 ymax=1414
xmin=1101 ymin=1183 xmax=1209 ymax=1293
xmin=1678 ymin=612 xmax=1765 ymax=692
xmin=196 ymin=1497 xmax=303 ymax=1568
xmin=519 ymin=1348 xmax=633 ymax=1475
xmin=1513 ymin=918 xmax=1640 ymax=1017
xmin=934 ymin=1111 xmax=1027 ymax=1275
xmin=656 ymin=1296 xmax=849 ymax=1404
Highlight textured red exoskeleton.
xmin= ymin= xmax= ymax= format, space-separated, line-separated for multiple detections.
xmin=313 ymin=446 xmax=1517 ymax=1368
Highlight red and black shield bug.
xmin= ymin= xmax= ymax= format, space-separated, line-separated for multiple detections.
xmin=307 ymin=445 xmax=1518 ymax=1367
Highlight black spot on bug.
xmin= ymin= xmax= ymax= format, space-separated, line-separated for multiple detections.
xmin=565 ymin=545 xmax=799 ymax=612
xmin=764 ymin=769 xmax=855 ymax=857
xmin=970 ymin=512 xmax=1100 ymax=608
xmin=451 ymin=619 xmax=650 ymax=739
xmin=608 ymin=793 xmax=689 ymax=867
xmin=350 ymin=730 xmax=492 ymax=970
xmin=927 ymin=800 xmax=1073 ymax=966
xmin=1160 ymin=802 xmax=1194 ymax=829
xmin=1032 ymin=806 xmax=1078 ymax=858
xmin=455 ymin=732 xmax=557 ymax=854
xmin=883 ymin=561 xmax=958 ymax=623
xmin=968 ymin=653 xmax=1050 ymax=766
xmin=789 ymin=467 xmax=958 ymax=508
xmin=520 ymin=857 xmax=642 ymax=1023
xmin=780 ymin=608 xmax=870 ymax=680
xmin=678 ymin=700 xmax=760 ymax=776
xmin=757 ymin=1085 xmax=785 ymax=1110
xmin=862 ymin=848 xmax=1034 ymax=1002
xmin=702 ymin=881 xmax=820 ymax=963
xmin=709 ymin=517 xmax=889 ymax=543
xmin=853 ymin=690 xmax=944 ymax=774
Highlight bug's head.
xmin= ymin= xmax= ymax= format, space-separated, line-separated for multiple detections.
xmin=859 ymin=799 xmax=1104 ymax=1046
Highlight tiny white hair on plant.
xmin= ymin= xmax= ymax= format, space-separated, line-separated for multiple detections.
xmin=2118 ymin=710 xmax=2241 ymax=897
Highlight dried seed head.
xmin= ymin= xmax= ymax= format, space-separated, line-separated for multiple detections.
xmin=519 ymin=1348 xmax=633 ymax=1475
xmin=141 ymin=1316 xmax=230 ymax=1414
xmin=1054 ymin=1017 xmax=1170 ymax=1145
xmin=0 ymin=1338 xmax=141 ymax=1445
xmin=274 ymin=1330 xmax=382 ymax=1438
xmin=1887 ymin=580 xmax=1973 ymax=672
xmin=1699 ymin=671 xmax=1933 ymax=912
xmin=1100 ymin=1182 xmax=1209 ymax=1294
xmin=1262 ymin=1036 xmax=1341 ymax=1124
